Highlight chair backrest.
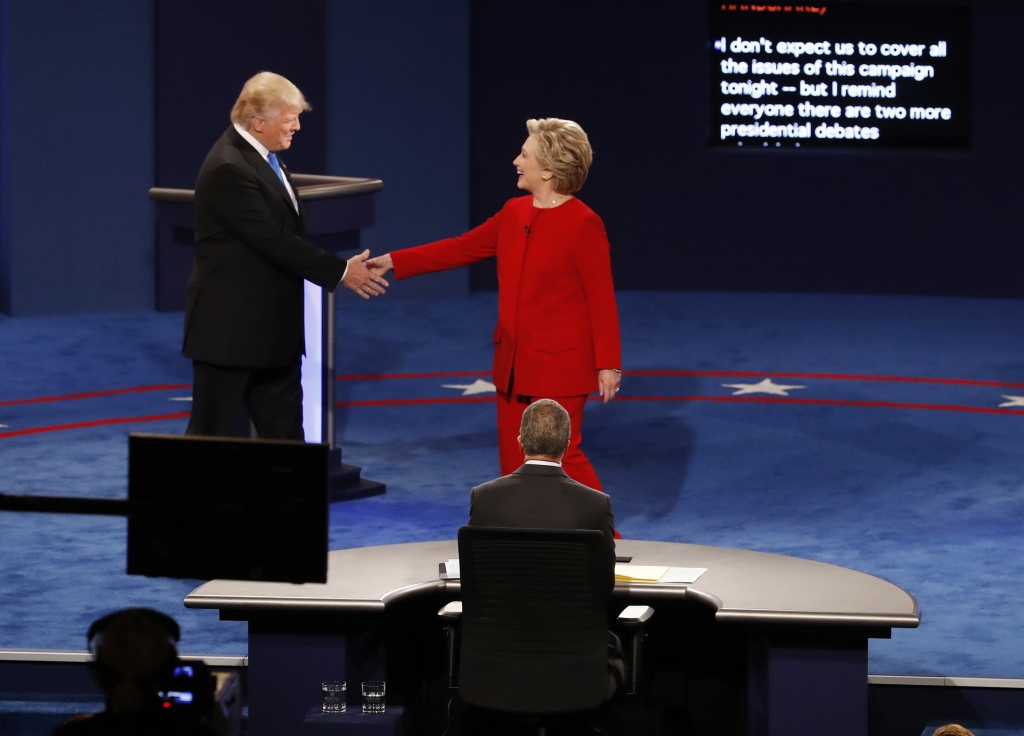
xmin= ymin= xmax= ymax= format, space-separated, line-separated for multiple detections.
xmin=457 ymin=525 xmax=612 ymax=714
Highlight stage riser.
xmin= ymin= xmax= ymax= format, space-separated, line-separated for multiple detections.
xmin=5 ymin=660 xmax=1024 ymax=736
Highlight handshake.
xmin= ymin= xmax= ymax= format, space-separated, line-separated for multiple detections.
xmin=341 ymin=251 xmax=394 ymax=300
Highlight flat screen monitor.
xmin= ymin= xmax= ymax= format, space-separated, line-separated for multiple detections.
xmin=710 ymin=2 xmax=971 ymax=151
xmin=127 ymin=433 xmax=329 ymax=584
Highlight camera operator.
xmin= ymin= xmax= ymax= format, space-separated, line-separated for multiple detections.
xmin=54 ymin=608 xmax=225 ymax=736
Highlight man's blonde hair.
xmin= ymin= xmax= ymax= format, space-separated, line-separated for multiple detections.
xmin=525 ymin=118 xmax=593 ymax=195
xmin=230 ymin=72 xmax=311 ymax=127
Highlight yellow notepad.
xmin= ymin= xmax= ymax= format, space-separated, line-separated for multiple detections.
xmin=614 ymin=564 xmax=670 ymax=583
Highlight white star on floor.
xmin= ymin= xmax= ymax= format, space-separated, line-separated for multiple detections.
xmin=722 ymin=378 xmax=807 ymax=396
xmin=442 ymin=379 xmax=496 ymax=396
xmin=0 ymin=423 xmax=7 ymax=428
xmin=999 ymin=396 xmax=1024 ymax=408
xmin=168 ymin=397 xmax=193 ymax=402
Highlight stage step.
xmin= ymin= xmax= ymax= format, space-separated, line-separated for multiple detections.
xmin=329 ymin=461 xmax=386 ymax=503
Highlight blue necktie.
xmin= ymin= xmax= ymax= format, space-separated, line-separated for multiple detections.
xmin=267 ymin=152 xmax=287 ymax=187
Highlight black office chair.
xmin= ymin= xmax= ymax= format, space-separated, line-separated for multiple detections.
xmin=440 ymin=526 xmax=653 ymax=731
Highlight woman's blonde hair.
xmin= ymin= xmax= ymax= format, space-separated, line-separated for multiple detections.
xmin=526 ymin=118 xmax=593 ymax=195
xmin=932 ymin=726 xmax=975 ymax=736
xmin=231 ymin=72 xmax=311 ymax=127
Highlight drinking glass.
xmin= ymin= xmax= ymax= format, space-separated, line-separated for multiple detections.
xmin=322 ymin=681 xmax=346 ymax=713
xmin=361 ymin=680 xmax=385 ymax=714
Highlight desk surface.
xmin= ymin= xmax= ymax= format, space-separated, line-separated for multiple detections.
xmin=184 ymin=540 xmax=920 ymax=629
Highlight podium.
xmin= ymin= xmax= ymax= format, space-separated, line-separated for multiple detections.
xmin=149 ymin=174 xmax=386 ymax=501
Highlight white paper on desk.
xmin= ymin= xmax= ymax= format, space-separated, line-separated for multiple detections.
xmin=615 ymin=565 xmax=669 ymax=582
xmin=659 ymin=567 xmax=707 ymax=584
xmin=444 ymin=559 xmax=460 ymax=578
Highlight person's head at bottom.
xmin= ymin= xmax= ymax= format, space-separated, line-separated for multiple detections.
xmin=53 ymin=608 xmax=221 ymax=735
xmin=91 ymin=608 xmax=178 ymax=714
xmin=932 ymin=725 xmax=976 ymax=736
xmin=518 ymin=399 xmax=571 ymax=464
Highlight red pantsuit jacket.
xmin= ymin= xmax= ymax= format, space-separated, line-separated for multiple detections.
xmin=391 ymin=196 xmax=621 ymax=397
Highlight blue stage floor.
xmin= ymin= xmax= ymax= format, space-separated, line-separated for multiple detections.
xmin=2 ymin=291 xmax=1024 ymax=678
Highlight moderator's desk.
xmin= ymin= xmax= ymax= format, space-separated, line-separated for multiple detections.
xmin=186 ymin=540 xmax=920 ymax=736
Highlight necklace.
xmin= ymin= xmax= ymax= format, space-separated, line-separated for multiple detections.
xmin=538 ymin=194 xmax=571 ymax=209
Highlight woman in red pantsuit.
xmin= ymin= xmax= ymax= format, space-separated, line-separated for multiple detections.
xmin=367 ymin=118 xmax=621 ymax=492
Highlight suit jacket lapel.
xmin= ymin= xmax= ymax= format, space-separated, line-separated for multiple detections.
xmin=229 ymin=128 xmax=302 ymax=220
xmin=279 ymin=159 xmax=307 ymax=226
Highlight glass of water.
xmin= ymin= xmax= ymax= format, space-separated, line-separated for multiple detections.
xmin=322 ymin=681 xmax=346 ymax=713
xmin=361 ymin=680 xmax=385 ymax=714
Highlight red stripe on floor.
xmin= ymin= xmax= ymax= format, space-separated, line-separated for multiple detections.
xmin=336 ymin=397 xmax=495 ymax=407
xmin=336 ymin=369 xmax=1024 ymax=389
xmin=5 ymin=393 xmax=1023 ymax=441
xmin=604 ymin=395 xmax=1024 ymax=415
xmin=5 ymin=370 xmax=1022 ymax=409
xmin=0 ymin=384 xmax=192 ymax=407
xmin=336 ymin=371 xmax=491 ymax=381
xmin=626 ymin=370 xmax=1024 ymax=389
xmin=0 ymin=412 xmax=191 ymax=439
xmin=344 ymin=394 xmax=1024 ymax=416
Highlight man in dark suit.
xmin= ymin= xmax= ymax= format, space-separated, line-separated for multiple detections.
xmin=468 ymin=399 xmax=625 ymax=698
xmin=469 ymin=399 xmax=616 ymax=569
xmin=183 ymin=72 xmax=387 ymax=440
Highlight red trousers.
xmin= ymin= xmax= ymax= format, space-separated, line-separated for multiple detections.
xmin=496 ymin=390 xmax=603 ymax=491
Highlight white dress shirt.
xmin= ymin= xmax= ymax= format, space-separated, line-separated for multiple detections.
xmin=524 ymin=459 xmax=562 ymax=467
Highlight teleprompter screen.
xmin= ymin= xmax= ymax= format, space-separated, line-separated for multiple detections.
xmin=710 ymin=3 xmax=970 ymax=151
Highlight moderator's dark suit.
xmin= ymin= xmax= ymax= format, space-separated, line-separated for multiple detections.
xmin=467 ymin=462 xmax=625 ymax=713
xmin=469 ymin=463 xmax=616 ymax=579
xmin=182 ymin=126 xmax=347 ymax=438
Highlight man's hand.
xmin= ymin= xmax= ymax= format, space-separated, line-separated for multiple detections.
xmin=598 ymin=369 xmax=621 ymax=403
xmin=365 ymin=253 xmax=394 ymax=278
xmin=342 ymin=249 xmax=389 ymax=299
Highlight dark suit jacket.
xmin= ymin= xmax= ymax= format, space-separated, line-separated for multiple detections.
xmin=469 ymin=463 xmax=616 ymax=585
xmin=182 ymin=126 xmax=347 ymax=368
xmin=468 ymin=463 xmax=625 ymax=695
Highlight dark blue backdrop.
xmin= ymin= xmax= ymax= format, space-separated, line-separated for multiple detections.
xmin=0 ymin=0 xmax=471 ymax=316
xmin=326 ymin=2 xmax=470 ymax=300
xmin=155 ymin=0 xmax=328 ymax=189
xmin=0 ymin=0 xmax=1021 ymax=316
xmin=0 ymin=0 xmax=153 ymax=316
xmin=470 ymin=0 xmax=1024 ymax=297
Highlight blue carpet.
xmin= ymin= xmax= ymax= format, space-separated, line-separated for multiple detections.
xmin=2 ymin=291 xmax=1024 ymax=678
